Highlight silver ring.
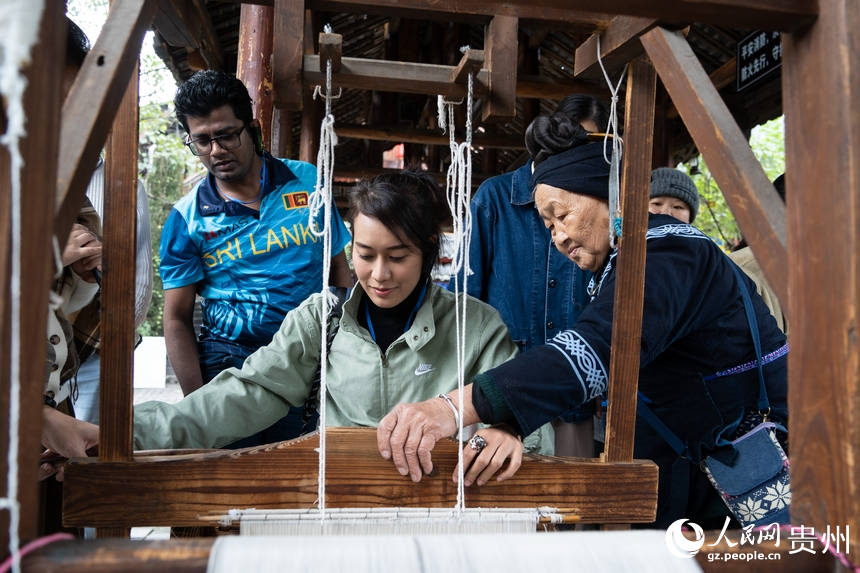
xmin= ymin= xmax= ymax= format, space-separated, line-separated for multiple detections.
xmin=468 ymin=434 xmax=488 ymax=453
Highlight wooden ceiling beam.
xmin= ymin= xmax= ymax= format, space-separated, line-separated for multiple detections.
xmin=574 ymin=17 xmax=660 ymax=80
xmin=189 ymin=0 xmax=225 ymax=69
xmin=151 ymin=0 xmax=201 ymax=49
xmin=236 ymin=0 xmax=815 ymax=31
xmin=641 ymin=27 xmax=788 ymax=308
xmin=55 ymin=0 xmax=159 ymax=247
xmin=334 ymin=124 xmax=525 ymax=149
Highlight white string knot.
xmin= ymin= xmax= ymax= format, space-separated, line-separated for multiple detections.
xmin=596 ymin=34 xmax=627 ymax=249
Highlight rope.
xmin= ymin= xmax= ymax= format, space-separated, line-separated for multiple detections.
xmin=0 ymin=3 xmax=46 ymax=571
xmin=596 ymin=34 xmax=628 ymax=249
xmin=308 ymin=39 xmax=340 ymax=520
xmin=437 ymin=56 xmax=474 ymax=512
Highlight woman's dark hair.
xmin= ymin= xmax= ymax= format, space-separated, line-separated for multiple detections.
xmin=525 ymin=113 xmax=591 ymax=167
xmin=66 ymin=17 xmax=90 ymax=69
xmin=554 ymin=94 xmax=610 ymax=133
xmin=347 ymin=169 xmax=450 ymax=268
xmin=174 ymin=70 xmax=254 ymax=134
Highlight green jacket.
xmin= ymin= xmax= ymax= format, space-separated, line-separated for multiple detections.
xmin=134 ymin=284 xmax=554 ymax=453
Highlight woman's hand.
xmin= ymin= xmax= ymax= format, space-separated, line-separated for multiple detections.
xmin=40 ymin=406 xmax=99 ymax=481
xmin=62 ymin=223 xmax=102 ymax=282
xmin=455 ymin=424 xmax=523 ymax=486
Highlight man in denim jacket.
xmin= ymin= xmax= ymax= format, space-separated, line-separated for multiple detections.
xmin=448 ymin=95 xmax=609 ymax=456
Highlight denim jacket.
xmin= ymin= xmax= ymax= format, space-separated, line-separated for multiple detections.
xmin=448 ymin=163 xmax=592 ymax=353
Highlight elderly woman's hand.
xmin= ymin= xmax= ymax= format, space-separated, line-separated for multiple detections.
xmin=378 ymin=387 xmax=482 ymax=482
xmin=455 ymin=424 xmax=523 ymax=486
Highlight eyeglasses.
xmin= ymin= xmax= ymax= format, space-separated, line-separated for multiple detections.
xmin=185 ymin=125 xmax=246 ymax=156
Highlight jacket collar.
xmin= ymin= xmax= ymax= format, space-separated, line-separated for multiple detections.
xmin=510 ymin=161 xmax=535 ymax=206
xmin=343 ymin=282 xmax=437 ymax=352
xmin=196 ymin=151 xmax=298 ymax=217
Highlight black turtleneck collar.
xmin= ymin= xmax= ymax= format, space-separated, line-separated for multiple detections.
xmin=359 ymin=275 xmax=429 ymax=351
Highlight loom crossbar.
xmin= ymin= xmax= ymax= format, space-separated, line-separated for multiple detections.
xmin=62 ymin=427 xmax=657 ymax=528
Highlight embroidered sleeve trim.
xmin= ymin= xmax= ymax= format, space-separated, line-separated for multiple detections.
xmin=547 ymin=330 xmax=608 ymax=401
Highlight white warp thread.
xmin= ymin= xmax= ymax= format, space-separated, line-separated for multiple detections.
xmin=308 ymin=52 xmax=340 ymax=519
xmin=207 ymin=531 xmax=705 ymax=573
xmin=438 ymin=71 xmax=474 ymax=511
xmin=0 ymin=3 xmax=46 ymax=572
xmin=596 ymin=35 xmax=628 ymax=249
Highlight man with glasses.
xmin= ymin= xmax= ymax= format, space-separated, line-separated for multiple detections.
xmin=160 ymin=70 xmax=352 ymax=447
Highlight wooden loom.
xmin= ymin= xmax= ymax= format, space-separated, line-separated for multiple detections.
xmin=0 ymin=0 xmax=857 ymax=571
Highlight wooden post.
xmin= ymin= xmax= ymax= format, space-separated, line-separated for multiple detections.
xmin=482 ymin=15 xmax=517 ymax=123
xmin=272 ymin=0 xmax=305 ymax=111
xmin=782 ymin=0 xmax=860 ymax=536
xmin=270 ymin=108 xmax=293 ymax=159
xmin=96 ymin=58 xmax=140 ymax=539
xmin=0 ymin=2 xmax=65 ymax=547
xmin=237 ymin=4 xmax=275 ymax=149
xmin=603 ymin=55 xmax=657 ymax=467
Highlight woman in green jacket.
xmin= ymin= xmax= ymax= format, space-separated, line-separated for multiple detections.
xmin=41 ymin=169 xmax=551 ymax=484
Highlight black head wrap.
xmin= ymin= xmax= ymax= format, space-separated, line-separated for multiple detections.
xmin=530 ymin=142 xmax=611 ymax=199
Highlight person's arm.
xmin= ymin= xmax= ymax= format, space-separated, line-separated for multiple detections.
xmin=328 ymin=250 xmax=353 ymax=288
xmin=163 ymin=284 xmax=203 ymax=395
xmin=39 ymin=405 xmax=99 ymax=481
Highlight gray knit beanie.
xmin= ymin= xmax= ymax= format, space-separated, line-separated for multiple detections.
xmin=650 ymin=167 xmax=700 ymax=223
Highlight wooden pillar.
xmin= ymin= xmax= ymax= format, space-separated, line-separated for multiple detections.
xmin=482 ymin=15 xmax=518 ymax=123
xmin=603 ymin=55 xmax=657 ymax=465
xmin=237 ymin=4 xmax=275 ymax=149
xmin=96 ymin=59 xmax=140 ymax=539
xmin=299 ymin=11 xmax=322 ymax=163
xmin=782 ymin=0 xmax=860 ymax=536
xmin=272 ymin=0 xmax=304 ymax=111
xmin=271 ymin=108 xmax=293 ymax=159
xmin=0 ymin=2 xmax=66 ymax=547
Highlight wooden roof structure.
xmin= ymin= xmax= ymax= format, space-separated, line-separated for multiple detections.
xmin=1 ymin=0 xmax=858 ymax=570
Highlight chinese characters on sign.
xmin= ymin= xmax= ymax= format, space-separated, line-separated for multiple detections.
xmin=737 ymin=30 xmax=782 ymax=92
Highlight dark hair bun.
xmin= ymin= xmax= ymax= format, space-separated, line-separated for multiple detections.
xmin=526 ymin=113 xmax=590 ymax=166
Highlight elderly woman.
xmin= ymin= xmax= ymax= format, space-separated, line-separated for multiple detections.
xmin=378 ymin=114 xmax=788 ymax=528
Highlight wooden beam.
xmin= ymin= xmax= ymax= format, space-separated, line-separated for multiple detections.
xmin=332 ymin=168 xmax=490 ymax=188
xmin=604 ymin=55 xmax=657 ymax=467
xmin=782 ymin=0 xmax=860 ymax=539
xmin=150 ymin=0 xmax=201 ymax=49
xmin=304 ymin=0 xmax=611 ymax=32
xmin=641 ymin=27 xmax=788 ymax=309
xmin=319 ymin=32 xmax=343 ymax=73
xmin=304 ymin=55 xmax=490 ymax=97
xmin=270 ymin=108 xmax=293 ymax=158
xmin=515 ymin=74 xmax=610 ymax=100
xmin=55 ymin=0 xmax=158 ymax=256
xmin=482 ymin=15 xmax=518 ymax=123
xmin=450 ymin=49 xmax=484 ymax=83
xmin=272 ymin=0 xmax=304 ymax=110
xmin=23 ymin=539 xmax=213 ymax=573
xmin=666 ymin=57 xmax=736 ymax=119
xmin=237 ymin=4 xmax=275 ymax=149
xmin=334 ymin=124 xmax=525 ymax=149
xmin=0 ymin=2 xmax=66 ymax=546
xmin=189 ymin=0 xmax=225 ymax=70
xmin=62 ymin=428 xmax=658 ymax=527
xmin=305 ymin=0 xmax=815 ymax=31
xmin=575 ymin=17 xmax=659 ymax=80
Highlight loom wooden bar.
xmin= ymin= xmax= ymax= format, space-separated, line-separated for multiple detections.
xmin=482 ymin=16 xmax=517 ymax=123
xmin=604 ymin=55 xmax=657 ymax=467
xmin=55 ymin=0 xmax=157 ymax=254
xmin=22 ymin=539 xmax=213 ymax=573
xmin=574 ymin=16 xmax=659 ymax=80
xmin=666 ymin=57 xmax=737 ymax=119
xmin=306 ymin=0 xmax=610 ymax=32
xmin=62 ymin=428 xmax=658 ymax=527
xmin=333 ymin=124 xmax=524 ymax=149
xmin=450 ymin=49 xmax=483 ymax=83
xmin=0 ymin=3 xmax=66 ymax=548
xmin=782 ymin=0 xmax=860 ymax=537
xmin=306 ymin=0 xmax=815 ymax=31
xmin=237 ymin=4 xmax=275 ymax=148
xmin=272 ymin=0 xmax=304 ymax=110
xmin=641 ymin=27 xmax=789 ymax=310
xmin=319 ymin=32 xmax=342 ymax=73
xmin=150 ymin=0 xmax=201 ymax=49
xmin=303 ymin=55 xmax=490 ymax=97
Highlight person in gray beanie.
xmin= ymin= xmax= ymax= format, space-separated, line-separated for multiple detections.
xmin=648 ymin=167 xmax=700 ymax=224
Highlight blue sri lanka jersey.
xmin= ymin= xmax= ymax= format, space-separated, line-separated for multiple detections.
xmin=159 ymin=152 xmax=351 ymax=349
